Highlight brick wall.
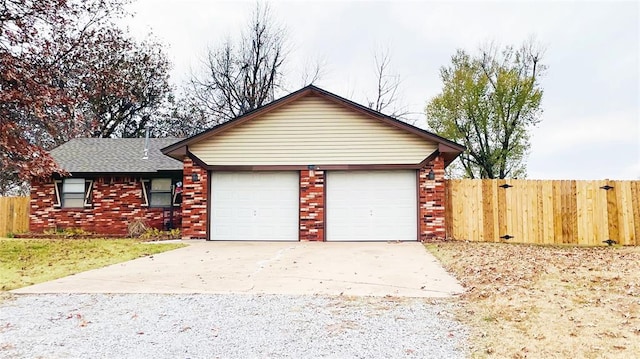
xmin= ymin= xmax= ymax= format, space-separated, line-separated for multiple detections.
xmin=29 ymin=176 xmax=180 ymax=236
xmin=300 ymin=169 xmax=325 ymax=241
xmin=181 ymin=157 xmax=208 ymax=239
xmin=29 ymin=156 xmax=449 ymax=241
xmin=418 ymin=155 xmax=447 ymax=241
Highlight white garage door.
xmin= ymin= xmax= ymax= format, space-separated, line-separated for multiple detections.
xmin=326 ymin=170 xmax=417 ymax=241
xmin=210 ymin=171 xmax=299 ymax=241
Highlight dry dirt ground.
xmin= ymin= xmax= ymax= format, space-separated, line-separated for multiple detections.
xmin=427 ymin=242 xmax=640 ymax=359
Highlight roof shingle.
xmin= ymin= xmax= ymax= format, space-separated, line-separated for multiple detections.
xmin=50 ymin=138 xmax=183 ymax=174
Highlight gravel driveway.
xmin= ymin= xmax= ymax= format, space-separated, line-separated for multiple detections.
xmin=0 ymin=294 xmax=468 ymax=358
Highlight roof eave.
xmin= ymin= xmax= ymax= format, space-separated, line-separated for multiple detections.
xmin=56 ymin=169 xmax=183 ymax=177
xmin=162 ymin=145 xmax=188 ymax=160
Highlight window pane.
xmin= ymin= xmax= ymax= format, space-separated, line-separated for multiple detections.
xmin=65 ymin=193 xmax=84 ymax=199
xmin=63 ymin=178 xmax=85 ymax=193
xmin=150 ymin=193 xmax=172 ymax=207
xmin=63 ymin=196 xmax=84 ymax=208
xmin=151 ymin=178 xmax=171 ymax=191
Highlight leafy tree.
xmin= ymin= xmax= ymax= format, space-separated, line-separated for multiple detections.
xmin=426 ymin=42 xmax=545 ymax=179
xmin=185 ymin=3 xmax=287 ymax=127
xmin=28 ymin=30 xmax=173 ymax=149
xmin=0 ymin=0 xmax=172 ymax=192
xmin=78 ymin=34 xmax=172 ymax=139
xmin=1 ymin=0 xmax=118 ymax=181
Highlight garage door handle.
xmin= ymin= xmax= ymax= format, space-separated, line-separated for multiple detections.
xmin=253 ymin=210 xmax=257 ymax=216
xmin=370 ymin=210 xmax=373 ymax=216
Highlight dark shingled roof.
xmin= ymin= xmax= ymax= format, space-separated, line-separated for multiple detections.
xmin=50 ymin=138 xmax=184 ymax=174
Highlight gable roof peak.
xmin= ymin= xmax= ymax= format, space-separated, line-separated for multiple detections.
xmin=161 ymin=85 xmax=465 ymax=165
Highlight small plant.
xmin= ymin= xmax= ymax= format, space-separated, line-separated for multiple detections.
xmin=42 ymin=227 xmax=91 ymax=238
xmin=139 ymin=227 xmax=162 ymax=241
xmin=138 ymin=227 xmax=181 ymax=241
xmin=61 ymin=228 xmax=90 ymax=237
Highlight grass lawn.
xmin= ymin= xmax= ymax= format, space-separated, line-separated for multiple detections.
xmin=427 ymin=241 xmax=640 ymax=359
xmin=0 ymin=238 xmax=185 ymax=291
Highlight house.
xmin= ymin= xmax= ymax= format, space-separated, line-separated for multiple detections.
xmin=29 ymin=85 xmax=464 ymax=241
xmin=29 ymin=138 xmax=184 ymax=235
xmin=163 ymin=85 xmax=464 ymax=241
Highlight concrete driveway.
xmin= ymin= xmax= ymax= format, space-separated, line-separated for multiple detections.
xmin=12 ymin=241 xmax=464 ymax=298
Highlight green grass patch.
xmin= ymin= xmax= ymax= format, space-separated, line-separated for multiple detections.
xmin=0 ymin=238 xmax=185 ymax=291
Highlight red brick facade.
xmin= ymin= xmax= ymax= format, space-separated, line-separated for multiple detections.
xmin=181 ymin=157 xmax=208 ymax=239
xmin=29 ymin=176 xmax=180 ymax=236
xmin=30 ymin=155 xmax=448 ymax=241
xmin=418 ymin=155 xmax=447 ymax=241
xmin=299 ymin=169 xmax=325 ymax=241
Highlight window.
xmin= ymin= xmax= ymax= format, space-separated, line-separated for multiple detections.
xmin=53 ymin=178 xmax=93 ymax=208
xmin=141 ymin=178 xmax=181 ymax=207
xmin=150 ymin=178 xmax=172 ymax=207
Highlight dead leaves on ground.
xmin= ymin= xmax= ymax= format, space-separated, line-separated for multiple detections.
xmin=66 ymin=312 xmax=90 ymax=327
xmin=430 ymin=242 xmax=640 ymax=358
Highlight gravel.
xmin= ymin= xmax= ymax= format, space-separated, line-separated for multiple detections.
xmin=0 ymin=294 xmax=467 ymax=358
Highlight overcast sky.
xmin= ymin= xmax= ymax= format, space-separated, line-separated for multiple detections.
xmin=125 ymin=1 xmax=639 ymax=180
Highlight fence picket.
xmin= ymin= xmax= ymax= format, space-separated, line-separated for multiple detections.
xmin=632 ymin=181 xmax=640 ymax=245
xmin=445 ymin=179 xmax=640 ymax=246
xmin=0 ymin=197 xmax=29 ymax=237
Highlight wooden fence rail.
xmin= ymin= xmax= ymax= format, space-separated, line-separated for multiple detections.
xmin=445 ymin=179 xmax=640 ymax=246
xmin=0 ymin=196 xmax=29 ymax=237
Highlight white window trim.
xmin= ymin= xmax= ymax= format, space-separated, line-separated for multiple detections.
xmin=83 ymin=179 xmax=93 ymax=207
xmin=53 ymin=179 xmax=62 ymax=208
xmin=142 ymin=178 xmax=181 ymax=208
xmin=141 ymin=179 xmax=150 ymax=207
xmin=54 ymin=178 xmax=93 ymax=208
xmin=172 ymin=185 xmax=182 ymax=207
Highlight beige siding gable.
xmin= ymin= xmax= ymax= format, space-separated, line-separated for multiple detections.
xmin=189 ymin=94 xmax=437 ymax=165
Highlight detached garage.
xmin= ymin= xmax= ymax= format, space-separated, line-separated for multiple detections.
xmin=162 ymin=85 xmax=464 ymax=242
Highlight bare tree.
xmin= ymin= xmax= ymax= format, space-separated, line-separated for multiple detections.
xmin=367 ymin=47 xmax=412 ymax=122
xmin=186 ymin=3 xmax=287 ymax=127
xmin=299 ymin=56 xmax=326 ymax=87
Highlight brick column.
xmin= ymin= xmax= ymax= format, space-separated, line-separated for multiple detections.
xmin=418 ymin=155 xmax=446 ymax=241
xmin=300 ymin=169 xmax=325 ymax=241
xmin=182 ymin=157 xmax=208 ymax=239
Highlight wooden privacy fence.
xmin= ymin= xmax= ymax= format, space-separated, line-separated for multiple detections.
xmin=445 ymin=179 xmax=640 ymax=246
xmin=0 ymin=196 xmax=29 ymax=237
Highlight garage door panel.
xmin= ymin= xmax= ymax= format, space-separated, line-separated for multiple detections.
xmin=213 ymin=208 xmax=234 ymax=218
xmin=211 ymin=171 xmax=299 ymax=241
xmin=327 ymin=170 xmax=417 ymax=241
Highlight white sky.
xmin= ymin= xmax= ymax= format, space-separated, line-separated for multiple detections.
xmin=125 ymin=0 xmax=640 ymax=180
